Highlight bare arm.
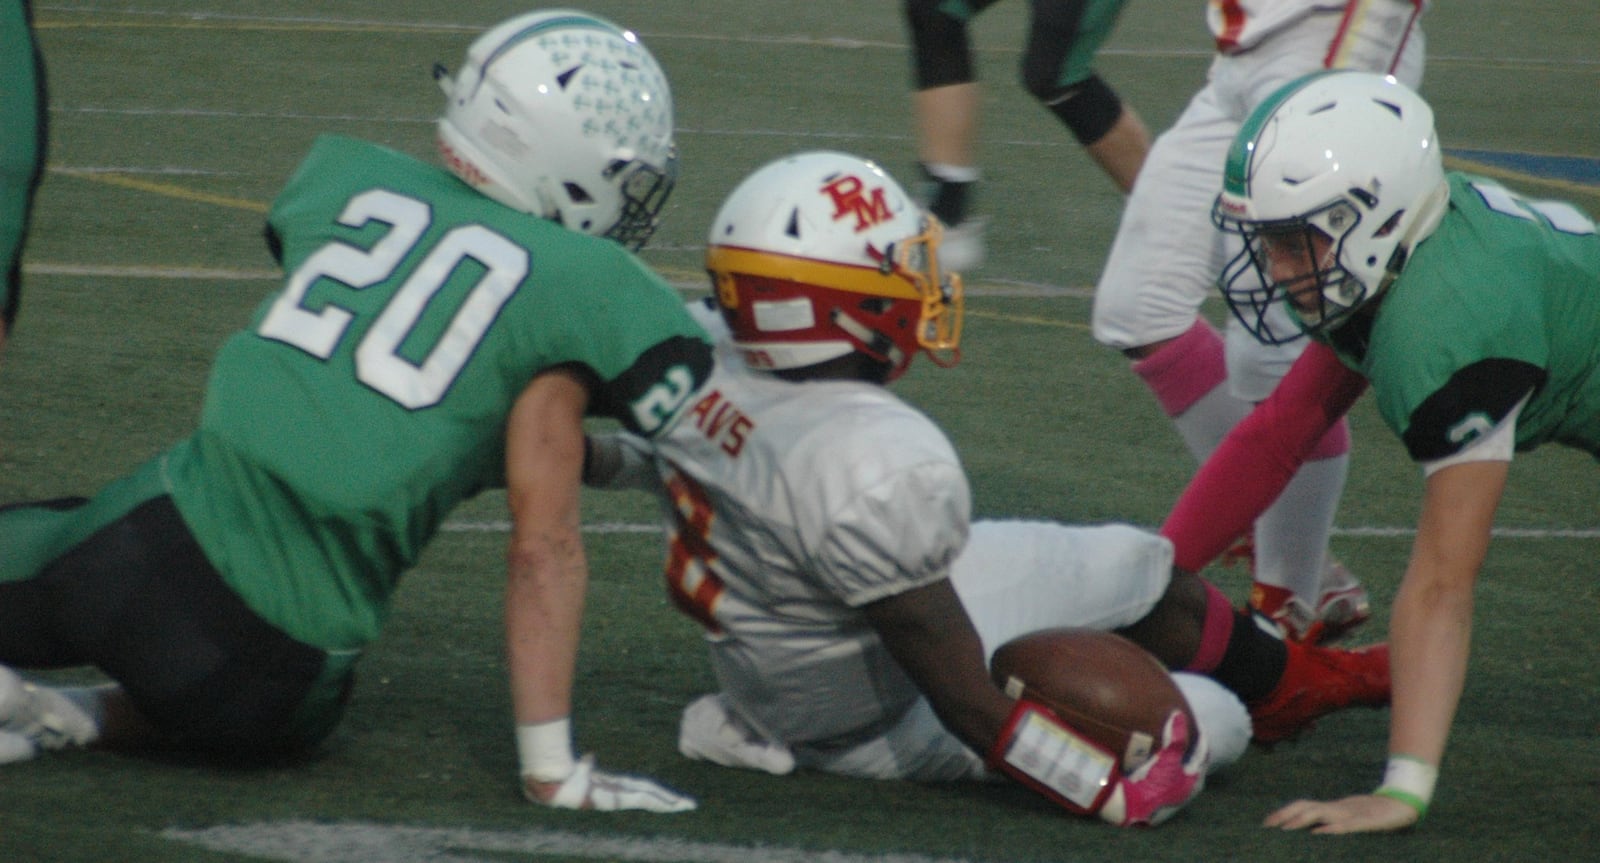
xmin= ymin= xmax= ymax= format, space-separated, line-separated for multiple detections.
xmin=502 ymin=370 xmax=590 ymax=789
xmin=501 ymin=369 xmax=696 ymax=813
xmin=499 ymin=373 xmax=595 ymax=810
xmin=863 ymin=579 xmax=1012 ymax=755
xmin=1266 ymin=459 xmax=1506 ymax=833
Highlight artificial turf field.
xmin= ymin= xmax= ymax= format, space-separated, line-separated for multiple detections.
xmin=2 ymin=2 xmax=1597 ymax=861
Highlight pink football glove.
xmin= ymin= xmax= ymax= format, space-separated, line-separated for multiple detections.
xmin=1098 ymin=710 xmax=1208 ymax=827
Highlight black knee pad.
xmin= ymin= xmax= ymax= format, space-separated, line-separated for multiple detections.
xmin=1034 ymin=73 xmax=1124 ymax=145
xmin=905 ymin=0 xmax=977 ymax=88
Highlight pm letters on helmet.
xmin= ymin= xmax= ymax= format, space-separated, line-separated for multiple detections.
xmin=821 ymin=175 xmax=892 ymax=233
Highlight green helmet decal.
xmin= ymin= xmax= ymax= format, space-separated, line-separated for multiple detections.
xmin=480 ymin=14 xmax=621 ymax=78
xmin=1224 ymin=70 xmax=1347 ymax=198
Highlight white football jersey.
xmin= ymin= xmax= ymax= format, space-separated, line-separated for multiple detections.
xmin=641 ymin=313 xmax=969 ymax=746
xmin=1207 ymin=0 xmax=1425 ymax=56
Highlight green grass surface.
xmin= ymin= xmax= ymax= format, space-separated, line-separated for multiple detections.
xmin=2 ymin=2 xmax=1597 ymax=861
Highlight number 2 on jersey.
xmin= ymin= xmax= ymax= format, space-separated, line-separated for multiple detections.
xmin=1470 ymin=180 xmax=1597 ymax=236
xmin=258 ymin=188 xmax=528 ymax=409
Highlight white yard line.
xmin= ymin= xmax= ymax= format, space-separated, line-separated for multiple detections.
xmin=164 ymin=822 xmax=995 ymax=863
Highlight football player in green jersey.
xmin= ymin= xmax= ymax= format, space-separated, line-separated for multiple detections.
xmin=0 ymin=9 xmax=709 ymax=813
xmin=1168 ymin=70 xmax=1600 ymax=832
xmin=0 ymin=0 xmax=47 ymax=362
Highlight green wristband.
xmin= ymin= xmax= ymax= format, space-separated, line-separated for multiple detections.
xmin=1374 ymin=785 xmax=1429 ymax=819
xmin=1375 ymin=755 xmax=1438 ymax=820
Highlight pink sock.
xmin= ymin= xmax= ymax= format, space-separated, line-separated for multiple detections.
xmin=1130 ymin=319 xmax=1228 ymax=418
xmin=1185 ymin=580 xmax=1235 ymax=674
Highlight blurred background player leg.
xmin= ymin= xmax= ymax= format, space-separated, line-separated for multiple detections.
xmin=0 ymin=0 xmax=48 ymax=362
xmin=903 ymin=0 xmax=1147 ymax=273
xmin=1017 ymin=0 xmax=1147 ymax=193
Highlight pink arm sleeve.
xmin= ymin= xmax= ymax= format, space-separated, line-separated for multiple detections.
xmin=1160 ymin=340 xmax=1370 ymax=572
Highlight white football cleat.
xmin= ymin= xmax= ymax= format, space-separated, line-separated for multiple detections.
xmin=677 ymin=694 xmax=795 ymax=775
xmin=937 ymin=216 xmax=986 ymax=274
xmin=1226 ymin=535 xmax=1372 ymax=644
xmin=1307 ymin=559 xmax=1372 ymax=641
xmin=1249 ymin=559 xmax=1372 ymax=644
xmin=0 ymin=665 xmax=97 ymax=753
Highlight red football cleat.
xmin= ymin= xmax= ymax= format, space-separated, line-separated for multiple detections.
xmin=1248 ymin=639 xmax=1390 ymax=744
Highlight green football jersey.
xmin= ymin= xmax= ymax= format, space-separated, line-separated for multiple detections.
xmin=164 ymin=134 xmax=711 ymax=650
xmin=0 ymin=0 xmax=46 ymax=331
xmin=1323 ymin=173 xmax=1600 ymax=462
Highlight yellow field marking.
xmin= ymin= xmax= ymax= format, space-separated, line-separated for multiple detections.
xmin=967 ymin=307 xmax=1088 ymax=331
xmin=52 ymin=168 xmax=268 ymax=213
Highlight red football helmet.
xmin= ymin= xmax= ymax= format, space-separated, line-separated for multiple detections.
xmin=705 ymin=151 xmax=963 ymax=382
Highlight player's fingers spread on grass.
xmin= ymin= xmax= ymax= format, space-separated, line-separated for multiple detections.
xmin=1265 ymin=795 xmax=1419 ymax=834
xmin=1262 ymin=798 xmax=1332 ymax=830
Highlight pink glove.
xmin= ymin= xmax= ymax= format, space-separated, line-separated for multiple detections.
xmin=988 ymin=700 xmax=1207 ymax=827
xmin=1098 ymin=710 xmax=1208 ymax=827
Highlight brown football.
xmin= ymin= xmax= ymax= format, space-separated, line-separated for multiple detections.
xmin=990 ymin=627 xmax=1194 ymax=772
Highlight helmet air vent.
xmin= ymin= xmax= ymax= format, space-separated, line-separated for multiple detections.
xmin=1372 ymin=98 xmax=1403 ymax=118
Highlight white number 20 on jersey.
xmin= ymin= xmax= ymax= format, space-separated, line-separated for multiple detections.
xmin=258 ymin=189 xmax=526 ymax=409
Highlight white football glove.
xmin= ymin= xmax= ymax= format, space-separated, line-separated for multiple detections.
xmin=0 ymin=667 xmax=98 ymax=754
xmin=525 ymin=755 xmax=697 ymax=813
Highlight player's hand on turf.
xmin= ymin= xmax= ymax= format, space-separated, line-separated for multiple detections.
xmin=1100 ymin=710 xmax=1207 ymax=828
xmin=523 ymin=754 xmax=697 ymax=813
xmin=1264 ymin=793 xmax=1419 ymax=834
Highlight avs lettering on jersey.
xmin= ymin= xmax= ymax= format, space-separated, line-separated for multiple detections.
xmin=685 ymin=387 xmax=754 ymax=458
xmin=1402 ymin=358 xmax=1545 ymax=461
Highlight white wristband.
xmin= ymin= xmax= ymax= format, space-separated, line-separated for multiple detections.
xmin=1375 ymin=754 xmax=1438 ymax=818
xmin=517 ymin=718 xmax=577 ymax=782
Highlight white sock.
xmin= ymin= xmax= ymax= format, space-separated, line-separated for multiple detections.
xmin=1169 ymin=383 xmax=1251 ymax=461
xmin=921 ymin=162 xmax=980 ymax=183
xmin=1251 ymin=454 xmax=1349 ymax=603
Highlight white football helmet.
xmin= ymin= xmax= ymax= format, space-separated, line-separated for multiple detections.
xmin=435 ymin=9 xmax=675 ymax=249
xmin=706 ymin=151 xmax=963 ymax=383
xmin=1212 ymin=71 xmax=1449 ymax=344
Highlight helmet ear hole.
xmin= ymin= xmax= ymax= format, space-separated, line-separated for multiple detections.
xmin=1373 ymin=210 xmax=1405 ymax=238
xmin=564 ymin=183 xmax=594 ymax=204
